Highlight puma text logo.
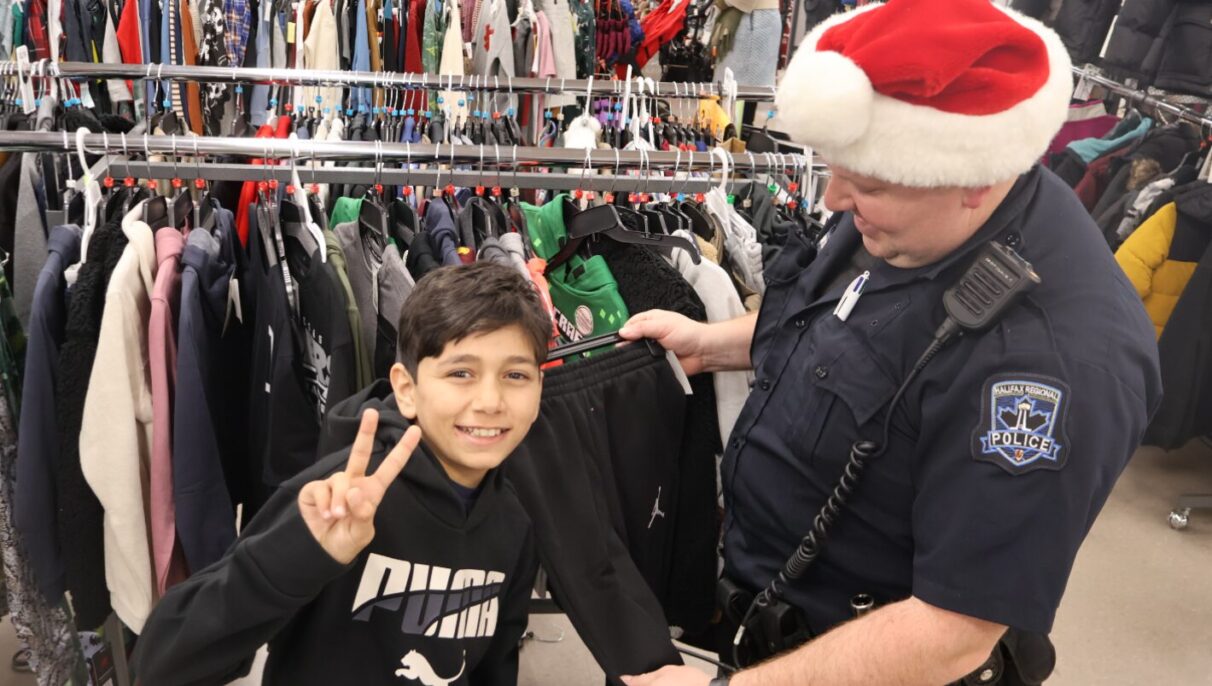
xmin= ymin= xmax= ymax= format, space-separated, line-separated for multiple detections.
xmin=395 ymin=650 xmax=466 ymax=686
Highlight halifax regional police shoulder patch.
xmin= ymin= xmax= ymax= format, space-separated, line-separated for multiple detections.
xmin=970 ymin=373 xmax=1071 ymax=475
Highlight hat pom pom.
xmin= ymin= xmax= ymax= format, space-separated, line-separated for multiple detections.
xmin=774 ymin=49 xmax=873 ymax=149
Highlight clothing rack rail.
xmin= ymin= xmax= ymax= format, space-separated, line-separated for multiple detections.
xmin=16 ymin=60 xmax=778 ymax=101
xmin=0 ymin=131 xmax=816 ymax=186
xmin=1072 ymin=65 xmax=1212 ymax=131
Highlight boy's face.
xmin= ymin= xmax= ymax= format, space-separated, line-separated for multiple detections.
xmin=390 ymin=324 xmax=543 ymax=488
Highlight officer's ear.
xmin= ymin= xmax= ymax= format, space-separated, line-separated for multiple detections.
xmin=959 ymin=184 xmax=996 ymax=210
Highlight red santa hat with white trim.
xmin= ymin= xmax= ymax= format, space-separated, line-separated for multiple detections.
xmin=774 ymin=0 xmax=1072 ymax=188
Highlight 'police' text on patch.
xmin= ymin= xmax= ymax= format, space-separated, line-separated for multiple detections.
xmin=971 ymin=374 xmax=1071 ymax=475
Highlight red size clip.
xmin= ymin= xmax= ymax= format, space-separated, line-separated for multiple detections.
xmin=475 ymin=185 xmax=485 ymax=195
xmin=374 ymin=183 xmax=384 ymax=194
xmin=788 ymin=182 xmax=799 ymax=193
xmin=194 ymin=178 xmax=207 ymax=190
xmin=491 ymin=186 xmax=502 ymax=197
xmin=445 ymin=184 xmax=456 ymax=196
xmin=402 ymin=186 xmax=413 ymax=197
xmin=604 ymin=192 xmax=615 ymax=203
xmin=102 ymin=176 xmax=115 ymax=189
xmin=148 ymin=179 xmax=159 ymax=190
xmin=268 ymin=179 xmax=280 ymax=190
xmin=171 ymin=178 xmax=184 ymax=189
xmin=123 ymin=176 xmax=136 ymax=188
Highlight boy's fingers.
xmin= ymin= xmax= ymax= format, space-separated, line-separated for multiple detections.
xmin=345 ymin=409 xmax=380 ymax=479
xmin=329 ymin=472 xmax=351 ymax=518
xmin=372 ymin=425 xmax=423 ymax=488
xmin=347 ymin=486 xmax=377 ymax=521
xmin=301 ymin=481 xmax=332 ymax=521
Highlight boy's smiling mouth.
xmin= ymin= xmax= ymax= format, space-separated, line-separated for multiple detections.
xmin=457 ymin=426 xmax=510 ymax=441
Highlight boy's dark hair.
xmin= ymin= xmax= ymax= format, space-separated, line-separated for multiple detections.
xmin=396 ymin=261 xmax=551 ymax=376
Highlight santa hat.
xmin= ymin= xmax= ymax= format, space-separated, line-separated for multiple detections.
xmin=774 ymin=0 xmax=1072 ymax=188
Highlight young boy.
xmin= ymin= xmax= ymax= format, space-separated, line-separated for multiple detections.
xmin=134 ymin=262 xmax=550 ymax=685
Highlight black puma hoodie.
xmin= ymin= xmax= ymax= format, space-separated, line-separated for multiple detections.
xmin=133 ymin=381 xmax=538 ymax=686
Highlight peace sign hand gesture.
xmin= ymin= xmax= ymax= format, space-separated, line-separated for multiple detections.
xmin=298 ymin=410 xmax=424 ymax=565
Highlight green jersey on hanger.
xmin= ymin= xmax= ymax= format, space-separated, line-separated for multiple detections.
xmin=523 ymin=195 xmax=629 ymax=345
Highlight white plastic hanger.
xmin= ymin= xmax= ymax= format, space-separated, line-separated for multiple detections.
xmin=289 ymin=135 xmax=327 ymax=261
xmin=74 ymin=127 xmax=102 ymax=256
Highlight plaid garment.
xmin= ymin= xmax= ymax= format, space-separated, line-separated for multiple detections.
xmin=223 ymin=0 xmax=250 ymax=67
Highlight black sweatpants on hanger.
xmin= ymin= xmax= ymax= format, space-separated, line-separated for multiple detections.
xmin=504 ymin=342 xmax=686 ymax=682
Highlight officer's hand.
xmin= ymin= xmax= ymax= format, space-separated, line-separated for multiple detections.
xmin=619 ymin=310 xmax=710 ymax=376
xmin=298 ymin=410 xmax=423 ymax=565
xmin=621 ymin=666 xmax=711 ymax=686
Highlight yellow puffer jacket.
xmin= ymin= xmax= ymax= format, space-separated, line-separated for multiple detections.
xmin=1115 ymin=183 xmax=1212 ymax=339
xmin=1116 ymin=203 xmax=1189 ymax=339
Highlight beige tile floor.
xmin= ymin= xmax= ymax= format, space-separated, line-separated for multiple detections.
xmin=4 ymin=441 xmax=1211 ymax=685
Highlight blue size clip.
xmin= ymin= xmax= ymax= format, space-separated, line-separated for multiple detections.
xmin=458 ymin=99 xmax=465 ymax=107
xmin=506 ymin=107 xmax=515 ymax=117
xmin=234 ymin=85 xmax=244 ymax=94
xmin=163 ymin=98 xmax=171 ymax=108
xmin=323 ymin=107 xmax=331 ymax=114
xmin=437 ymin=96 xmax=445 ymax=105
xmin=408 ymin=108 xmax=416 ymax=116
xmin=346 ymin=107 xmax=355 ymax=116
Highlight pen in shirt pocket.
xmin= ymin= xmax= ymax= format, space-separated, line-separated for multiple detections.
xmin=833 ymin=270 xmax=870 ymax=322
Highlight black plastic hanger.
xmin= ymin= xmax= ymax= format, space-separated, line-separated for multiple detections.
xmin=545 ymin=200 xmax=700 ymax=274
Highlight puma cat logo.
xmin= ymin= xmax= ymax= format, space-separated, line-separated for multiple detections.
xmin=395 ymin=650 xmax=466 ymax=686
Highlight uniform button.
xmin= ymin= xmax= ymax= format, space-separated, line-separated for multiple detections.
xmin=894 ymin=302 xmax=904 ymax=311
xmin=759 ymin=379 xmax=771 ymax=391
xmin=869 ymin=319 xmax=879 ymax=327
xmin=1004 ymin=232 xmax=1022 ymax=248
xmin=795 ymin=319 xmax=806 ymax=329
xmin=814 ymin=365 xmax=829 ymax=379
xmin=731 ymin=437 xmax=743 ymax=449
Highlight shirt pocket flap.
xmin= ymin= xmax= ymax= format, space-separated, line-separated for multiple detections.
xmin=813 ymin=327 xmax=900 ymax=427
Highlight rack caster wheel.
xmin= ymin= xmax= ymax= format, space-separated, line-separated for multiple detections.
xmin=1169 ymin=509 xmax=1191 ymax=530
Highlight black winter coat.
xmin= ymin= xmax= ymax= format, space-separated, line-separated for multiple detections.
xmin=55 ymin=221 xmax=128 ymax=630
xmin=1146 ymin=183 xmax=1212 ymax=449
xmin=1053 ymin=0 xmax=1120 ymax=65
xmin=1103 ymin=0 xmax=1212 ymax=98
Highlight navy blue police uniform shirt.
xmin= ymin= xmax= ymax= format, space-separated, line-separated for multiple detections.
xmin=721 ymin=165 xmax=1162 ymax=636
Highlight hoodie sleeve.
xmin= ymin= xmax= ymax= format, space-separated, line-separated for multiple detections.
xmin=469 ymin=526 xmax=539 ymax=686
xmin=132 ymin=457 xmax=353 ymax=686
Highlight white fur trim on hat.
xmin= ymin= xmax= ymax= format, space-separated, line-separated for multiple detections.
xmin=773 ymin=5 xmax=1073 ymax=188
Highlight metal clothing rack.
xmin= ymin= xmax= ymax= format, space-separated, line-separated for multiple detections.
xmin=1072 ymin=65 xmax=1212 ymax=131
xmin=0 ymin=131 xmax=818 ymax=192
xmin=20 ymin=60 xmax=779 ymax=101
xmin=1072 ymin=66 xmax=1212 ymax=531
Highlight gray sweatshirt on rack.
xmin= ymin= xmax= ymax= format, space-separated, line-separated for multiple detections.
xmin=334 ymin=221 xmax=415 ymax=374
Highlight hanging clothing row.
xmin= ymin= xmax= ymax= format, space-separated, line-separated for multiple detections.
xmin=0 ymin=0 xmax=773 ymax=135
xmin=1049 ymin=67 xmax=1212 ymax=458
xmin=0 ymin=113 xmax=818 ymax=682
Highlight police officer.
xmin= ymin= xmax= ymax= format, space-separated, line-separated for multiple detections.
xmin=620 ymin=1 xmax=1161 ymax=684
